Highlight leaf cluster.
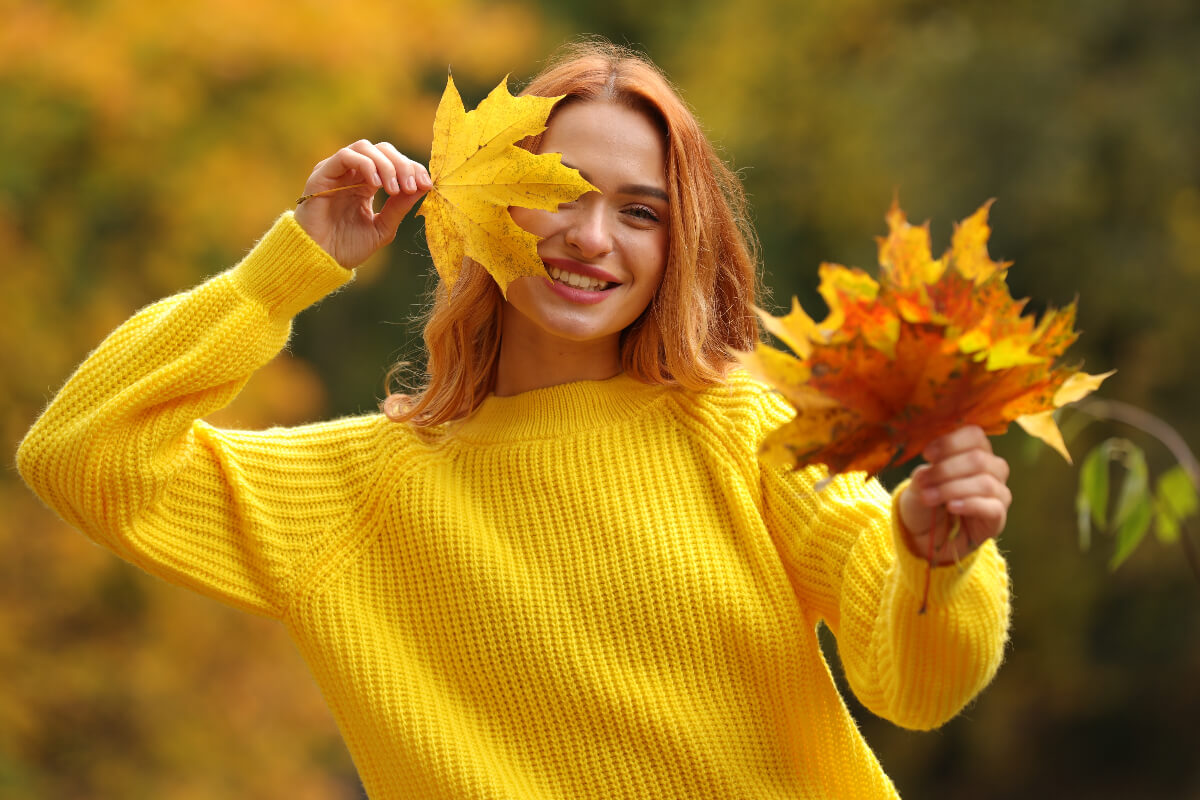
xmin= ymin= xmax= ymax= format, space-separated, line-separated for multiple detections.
xmin=1077 ymin=438 xmax=1200 ymax=571
xmin=741 ymin=201 xmax=1110 ymax=478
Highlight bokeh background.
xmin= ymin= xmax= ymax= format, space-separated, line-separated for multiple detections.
xmin=3 ymin=0 xmax=1198 ymax=797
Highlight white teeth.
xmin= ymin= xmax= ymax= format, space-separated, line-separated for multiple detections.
xmin=549 ymin=266 xmax=608 ymax=292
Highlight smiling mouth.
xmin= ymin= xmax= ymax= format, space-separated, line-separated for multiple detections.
xmin=547 ymin=266 xmax=618 ymax=292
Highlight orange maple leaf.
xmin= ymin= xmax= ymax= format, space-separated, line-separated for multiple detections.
xmin=740 ymin=200 xmax=1113 ymax=478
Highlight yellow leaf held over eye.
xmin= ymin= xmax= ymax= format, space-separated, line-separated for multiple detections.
xmin=738 ymin=199 xmax=1113 ymax=478
xmin=418 ymin=74 xmax=598 ymax=295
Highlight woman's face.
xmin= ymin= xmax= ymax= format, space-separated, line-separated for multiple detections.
xmin=505 ymin=100 xmax=669 ymax=350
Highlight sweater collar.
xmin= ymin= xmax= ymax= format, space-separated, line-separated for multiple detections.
xmin=452 ymin=373 xmax=668 ymax=442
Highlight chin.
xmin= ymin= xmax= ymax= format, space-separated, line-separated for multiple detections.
xmin=538 ymin=318 xmax=621 ymax=345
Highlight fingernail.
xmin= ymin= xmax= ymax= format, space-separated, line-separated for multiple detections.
xmin=389 ymin=177 xmax=400 ymax=194
xmin=405 ymin=175 xmax=417 ymax=193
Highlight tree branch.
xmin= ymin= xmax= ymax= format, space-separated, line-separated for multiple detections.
xmin=1072 ymin=398 xmax=1200 ymax=586
xmin=1073 ymin=398 xmax=1200 ymax=483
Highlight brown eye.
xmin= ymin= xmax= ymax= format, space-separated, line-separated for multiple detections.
xmin=625 ymin=205 xmax=660 ymax=223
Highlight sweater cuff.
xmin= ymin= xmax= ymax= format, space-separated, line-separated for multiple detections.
xmin=890 ymin=479 xmax=985 ymax=607
xmin=230 ymin=211 xmax=354 ymax=320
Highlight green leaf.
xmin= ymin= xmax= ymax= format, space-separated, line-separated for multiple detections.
xmin=1155 ymin=506 xmax=1181 ymax=544
xmin=1103 ymin=442 xmax=1149 ymax=569
xmin=1107 ymin=442 xmax=1150 ymax=570
xmin=1111 ymin=442 xmax=1148 ymax=528
xmin=1078 ymin=442 xmax=1112 ymax=531
xmin=1076 ymin=490 xmax=1093 ymax=551
xmin=1154 ymin=466 xmax=1198 ymax=543
xmin=1110 ymin=492 xmax=1153 ymax=570
xmin=1157 ymin=465 xmax=1198 ymax=518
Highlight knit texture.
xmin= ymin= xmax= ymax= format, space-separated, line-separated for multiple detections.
xmin=17 ymin=212 xmax=1011 ymax=800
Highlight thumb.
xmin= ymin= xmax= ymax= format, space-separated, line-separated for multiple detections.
xmin=375 ymin=188 xmax=427 ymax=239
xmin=899 ymin=466 xmax=935 ymax=534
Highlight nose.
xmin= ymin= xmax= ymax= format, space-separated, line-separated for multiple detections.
xmin=563 ymin=198 xmax=613 ymax=260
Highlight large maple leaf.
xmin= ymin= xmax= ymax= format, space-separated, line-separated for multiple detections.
xmin=418 ymin=74 xmax=597 ymax=295
xmin=739 ymin=200 xmax=1112 ymax=478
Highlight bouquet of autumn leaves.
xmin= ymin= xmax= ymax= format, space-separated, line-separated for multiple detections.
xmin=738 ymin=201 xmax=1111 ymax=483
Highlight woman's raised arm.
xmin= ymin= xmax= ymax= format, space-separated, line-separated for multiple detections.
xmin=13 ymin=144 xmax=430 ymax=615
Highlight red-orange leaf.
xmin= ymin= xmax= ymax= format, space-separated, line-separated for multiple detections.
xmin=740 ymin=200 xmax=1113 ymax=477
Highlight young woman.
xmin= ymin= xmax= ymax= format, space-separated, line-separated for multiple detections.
xmin=18 ymin=42 xmax=1012 ymax=800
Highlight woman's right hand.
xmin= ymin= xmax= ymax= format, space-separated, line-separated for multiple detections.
xmin=293 ymin=140 xmax=432 ymax=269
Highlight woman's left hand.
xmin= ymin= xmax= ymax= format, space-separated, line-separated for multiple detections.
xmin=898 ymin=425 xmax=1012 ymax=565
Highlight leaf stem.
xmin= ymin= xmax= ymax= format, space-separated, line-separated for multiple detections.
xmin=918 ymin=509 xmax=966 ymax=614
xmin=296 ymin=182 xmax=371 ymax=205
xmin=919 ymin=507 xmax=939 ymax=614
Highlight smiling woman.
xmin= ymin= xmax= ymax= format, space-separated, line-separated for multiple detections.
xmin=17 ymin=38 xmax=1013 ymax=800
xmin=385 ymin=42 xmax=763 ymax=425
xmin=502 ymin=101 xmax=671 ymax=393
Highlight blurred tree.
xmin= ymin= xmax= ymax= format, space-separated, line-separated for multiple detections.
xmin=0 ymin=1 xmax=546 ymax=797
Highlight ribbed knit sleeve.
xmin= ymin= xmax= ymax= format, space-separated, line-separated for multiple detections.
xmin=724 ymin=374 xmax=1011 ymax=731
xmin=15 ymin=212 xmax=369 ymax=618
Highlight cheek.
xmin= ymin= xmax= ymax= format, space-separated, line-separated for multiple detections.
xmin=503 ymin=276 xmax=542 ymax=315
xmin=641 ymin=231 xmax=669 ymax=288
xmin=509 ymin=206 xmax=554 ymax=238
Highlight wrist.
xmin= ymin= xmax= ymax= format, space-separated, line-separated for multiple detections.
xmin=230 ymin=212 xmax=354 ymax=320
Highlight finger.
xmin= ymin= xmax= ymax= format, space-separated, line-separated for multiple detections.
xmin=375 ymin=142 xmax=414 ymax=193
xmin=918 ymin=445 xmax=1010 ymax=488
xmin=945 ymin=496 xmax=1008 ymax=539
xmin=307 ymin=147 xmax=381 ymax=195
xmin=899 ymin=468 xmax=935 ymax=531
xmin=923 ymin=425 xmax=990 ymax=462
xmin=375 ymin=142 xmax=432 ymax=194
xmin=346 ymin=139 xmax=400 ymax=192
xmin=916 ymin=463 xmax=1011 ymax=511
xmin=931 ymin=472 xmax=1013 ymax=510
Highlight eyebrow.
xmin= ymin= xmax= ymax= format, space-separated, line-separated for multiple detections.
xmin=619 ymin=183 xmax=670 ymax=203
xmin=566 ymin=163 xmax=670 ymax=203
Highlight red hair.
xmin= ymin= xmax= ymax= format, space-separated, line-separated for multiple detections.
xmin=384 ymin=40 xmax=761 ymax=424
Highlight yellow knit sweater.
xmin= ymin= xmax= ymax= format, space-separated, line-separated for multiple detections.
xmin=18 ymin=213 xmax=1010 ymax=800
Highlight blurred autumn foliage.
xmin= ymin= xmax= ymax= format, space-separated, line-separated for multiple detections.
xmin=4 ymin=0 xmax=1200 ymax=797
xmin=1 ymin=1 xmax=543 ymax=797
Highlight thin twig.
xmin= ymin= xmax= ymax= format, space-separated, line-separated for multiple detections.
xmin=296 ymin=182 xmax=371 ymax=205
xmin=1073 ymin=399 xmax=1200 ymax=482
xmin=919 ymin=507 xmax=940 ymax=615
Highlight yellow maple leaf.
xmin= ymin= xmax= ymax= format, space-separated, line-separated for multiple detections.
xmin=418 ymin=74 xmax=598 ymax=295
xmin=739 ymin=200 xmax=1114 ymax=477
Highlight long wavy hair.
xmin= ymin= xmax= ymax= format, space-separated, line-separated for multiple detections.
xmin=383 ymin=40 xmax=761 ymax=425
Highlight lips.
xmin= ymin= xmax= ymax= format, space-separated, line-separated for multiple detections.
xmin=543 ymin=258 xmax=620 ymax=292
xmin=546 ymin=265 xmax=613 ymax=291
